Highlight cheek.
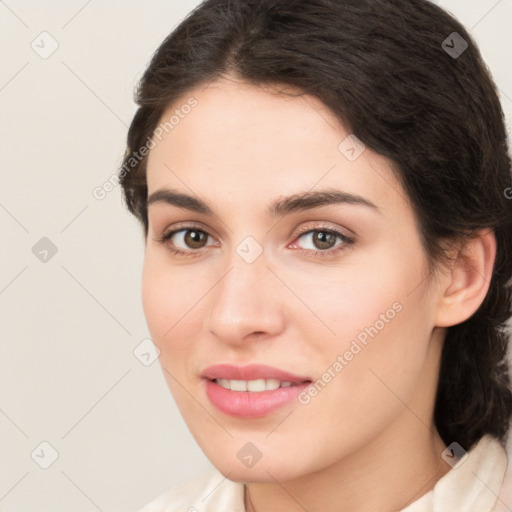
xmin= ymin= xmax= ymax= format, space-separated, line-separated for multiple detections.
xmin=142 ymin=251 xmax=195 ymax=330
xmin=291 ymin=247 xmax=433 ymax=397
xmin=141 ymin=258 xmax=168 ymax=340
xmin=278 ymin=258 xmax=408 ymax=352
xmin=301 ymin=290 xmax=432 ymax=434
xmin=141 ymin=254 xmax=188 ymax=354
xmin=141 ymin=253 xmax=209 ymax=373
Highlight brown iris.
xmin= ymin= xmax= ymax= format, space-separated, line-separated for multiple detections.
xmin=311 ymin=231 xmax=337 ymax=250
xmin=184 ymin=229 xmax=208 ymax=249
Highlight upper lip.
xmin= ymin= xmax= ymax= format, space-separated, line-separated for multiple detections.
xmin=201 ymin=364 xmax=312 ymax=384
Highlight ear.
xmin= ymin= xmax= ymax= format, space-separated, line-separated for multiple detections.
xmin=434 ymin=229 xmax=496 ymax=328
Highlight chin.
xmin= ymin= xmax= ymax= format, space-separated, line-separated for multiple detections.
xmin=209 ymin=454 xmax=310 ymax=484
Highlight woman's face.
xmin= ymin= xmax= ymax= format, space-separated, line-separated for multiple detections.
xmin=142 ymin=77 xmax=445 ymax=481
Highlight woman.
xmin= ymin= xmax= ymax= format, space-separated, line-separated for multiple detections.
xmin=119 ymin=0 xmax=512 ymax=510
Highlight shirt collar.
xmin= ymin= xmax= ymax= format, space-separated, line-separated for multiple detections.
xmin=401 ymin=434 xmax=508 ymax=512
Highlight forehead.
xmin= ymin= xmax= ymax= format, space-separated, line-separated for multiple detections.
xmin=148 ymin=78 xmax=343 ymax=165
xmin=145 ymin=77 xmax=407 ymax=219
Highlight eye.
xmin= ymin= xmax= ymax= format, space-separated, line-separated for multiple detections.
xmin=154 ymin=225 xmax=217 ymax=256
xmin=290 ymin=224 xmax=354 ymax=258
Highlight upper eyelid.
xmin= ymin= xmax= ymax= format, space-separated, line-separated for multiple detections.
xmin=161 ymin=221 xmax=347 ymax=235
xmin=295 ymin=222 xmax=351 ymax=236
xmin=157 ymin=221 xmax=212 ymax=240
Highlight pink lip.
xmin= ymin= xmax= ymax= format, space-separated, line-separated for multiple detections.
xmin=201 ymin=364 xmax=313 ymax=419
xmin=201 ymin=363 xmax=312 ymax=383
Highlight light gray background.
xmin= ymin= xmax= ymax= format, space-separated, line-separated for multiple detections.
xmin=1 ymin=1 xmax=511 ymax=511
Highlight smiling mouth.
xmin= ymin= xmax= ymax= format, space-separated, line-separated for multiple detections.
xmin=201 ymin=363 xmax=314 ymax=417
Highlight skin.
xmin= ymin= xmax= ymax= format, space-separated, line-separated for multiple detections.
xmin=142 ymin=76 xmax=496 ymax=512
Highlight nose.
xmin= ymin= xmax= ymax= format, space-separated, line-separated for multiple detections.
xmin=206 ymin=247 xmax=286 ymax=347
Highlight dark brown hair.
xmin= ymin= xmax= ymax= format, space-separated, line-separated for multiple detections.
xmin=119 ymin=0 xmax=512 ymax=451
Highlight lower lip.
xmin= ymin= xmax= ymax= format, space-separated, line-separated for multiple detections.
xmin=204 ymin=379 xmax=310 ymax=419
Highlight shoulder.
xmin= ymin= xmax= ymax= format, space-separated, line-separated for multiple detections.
xmin=137 ymin=467 xmax=245 ymax=512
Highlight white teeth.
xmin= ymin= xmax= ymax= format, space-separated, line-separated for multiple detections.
xmin=247 ymin=379 xmax=266 ymax=392
xmin=215 ymin=378 xmax=297 ymax=391
xmin=217 ymin=378 xmax=231 ymax=389
xmin=230 ymin=379 xmax=247 ymax=391
xmin=265 ymin=378 xmax=280 ymax=390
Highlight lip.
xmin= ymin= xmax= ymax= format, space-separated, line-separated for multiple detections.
xmin=201 ymin=363 xmax=312 ymax=383
xmin=201 ymin=364 xmax=313 ymax=419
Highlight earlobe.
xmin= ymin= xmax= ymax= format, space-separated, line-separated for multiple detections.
xmin=434 ymin=229 xmax=496 ymax=328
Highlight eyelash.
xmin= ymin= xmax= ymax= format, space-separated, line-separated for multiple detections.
xmin=153 ymin=223 xmax=355 ymax=259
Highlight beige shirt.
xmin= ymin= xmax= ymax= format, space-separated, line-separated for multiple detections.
xmin=139 ymin=435 xmax=509 ymax=512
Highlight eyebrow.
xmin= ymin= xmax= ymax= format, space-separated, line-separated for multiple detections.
xmin=147 ymin=187 xmax=380 ymax=218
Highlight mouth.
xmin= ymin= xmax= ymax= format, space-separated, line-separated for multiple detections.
xmin=201 ymin=363 xmax=313 ymax=418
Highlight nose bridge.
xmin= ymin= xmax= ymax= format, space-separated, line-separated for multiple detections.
xmin=206 ymin=238 xmax=284 ymax=342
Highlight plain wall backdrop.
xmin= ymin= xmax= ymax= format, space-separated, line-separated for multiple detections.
xmin=1 ymin=1 xmax=511 ymax=510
